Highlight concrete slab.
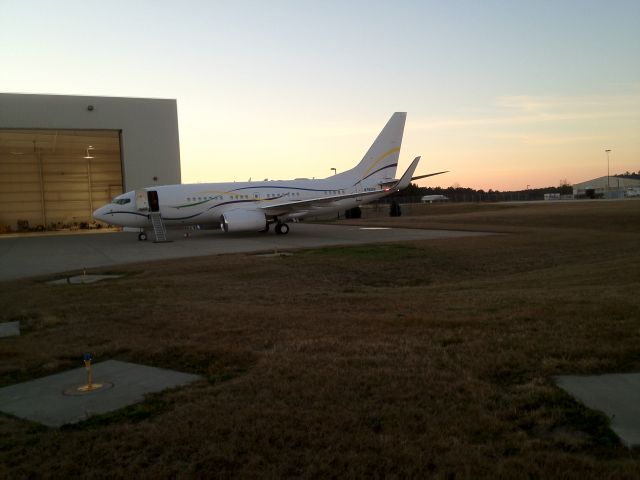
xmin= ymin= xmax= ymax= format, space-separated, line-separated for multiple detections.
xmin=47 ymin=274 xmax=124 ymax=285
xmin=554 ymin=373 xmax=640 ymax=448
xmin=0 ymin=360 xmax=201 ymax=427
xmin=0 ymin=224 xmax=493 ymax=281
xmin=0 ymin=321 xmax=20 ymax=338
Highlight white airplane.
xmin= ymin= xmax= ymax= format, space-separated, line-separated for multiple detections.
xmin=93 ymin=112 xmax=446 ymax=240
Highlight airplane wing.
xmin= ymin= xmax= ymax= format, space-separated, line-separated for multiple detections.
xmin=259 ymin=188 xmax=389 ymax=216
xmin=260 ymin=157 xmax=423 ymax=217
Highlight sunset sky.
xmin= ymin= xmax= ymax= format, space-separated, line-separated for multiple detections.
xmin=1 ymin=0 xmax=639 ymax=190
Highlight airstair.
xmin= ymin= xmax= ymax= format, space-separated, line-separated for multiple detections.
xmin=149 ymin=212 xmax=170 ymax=242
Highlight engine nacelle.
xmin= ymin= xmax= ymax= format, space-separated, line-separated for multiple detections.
xmin=220 ymin=209 xmax=267 ymax=233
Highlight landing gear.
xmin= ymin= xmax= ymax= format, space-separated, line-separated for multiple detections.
xmin=275 ymin=223 xmax=289 ymax=235
xmin=138 ymin=232 xmax=148 ymax=241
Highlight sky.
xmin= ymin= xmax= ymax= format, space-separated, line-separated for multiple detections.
xmin=1 ymin=0 xmax=639 ymax=190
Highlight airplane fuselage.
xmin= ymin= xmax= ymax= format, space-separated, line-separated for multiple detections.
xmin=93 ymin=177 xmax=387 ymax=230
xmin=92 ymin=113 xmax=436 ymax=237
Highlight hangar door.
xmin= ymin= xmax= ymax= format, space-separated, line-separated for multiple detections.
xmin=0 ymin=129 xmax=122 ymax=232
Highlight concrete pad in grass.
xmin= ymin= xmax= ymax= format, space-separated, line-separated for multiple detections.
xmin=0 ymin=360 xmax=201 ymax=427
xmin=554 ymin=373 xmax=640 ymax=448
xmin=0 ymin=321 xmax=20 ymax=338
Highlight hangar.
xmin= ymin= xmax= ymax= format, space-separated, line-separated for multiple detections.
xmin=0 ymin=93 xmax=180 ymax=232
xmin=573 ymin=175 xmax=640 ymax=199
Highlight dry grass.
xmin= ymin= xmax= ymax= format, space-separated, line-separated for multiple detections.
xmin=1 ymin=200 xmax=640 ymax=478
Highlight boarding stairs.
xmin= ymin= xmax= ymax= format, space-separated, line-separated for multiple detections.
xmin=149 ymin=212 xmax=170 ymax=242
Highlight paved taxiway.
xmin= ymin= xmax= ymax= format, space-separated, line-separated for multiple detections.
xmin=0 ymin=224 xmax=492 ymax=281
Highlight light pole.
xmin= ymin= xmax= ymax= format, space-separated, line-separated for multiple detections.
xmin=605 ymin=149 xmax=611 ymax=191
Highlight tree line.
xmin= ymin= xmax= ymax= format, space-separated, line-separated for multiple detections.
xmin=384 ymin=169 xmax=639 ymax=203
xmin=392 ymin=183 xmax=572 ymax=203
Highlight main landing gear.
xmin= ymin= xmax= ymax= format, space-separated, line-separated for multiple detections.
xmin=275 ymin=223 xmax=289 ymax=235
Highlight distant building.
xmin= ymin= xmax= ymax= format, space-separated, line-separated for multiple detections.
xmin=572 ymin=176 xmax=640 ymax=199
xmin=421 ymin=194 xmax=449 ymax=203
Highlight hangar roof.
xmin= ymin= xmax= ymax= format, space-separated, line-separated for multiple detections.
xmin=573 ymin=176 xmax=640 ymax=189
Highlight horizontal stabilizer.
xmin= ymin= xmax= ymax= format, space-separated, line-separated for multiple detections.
xmin=412 ymin=170 xmax=449 ymax=181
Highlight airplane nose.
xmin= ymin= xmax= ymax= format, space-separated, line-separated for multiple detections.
xmin=93 ymin=205 xmax=109 ymax=221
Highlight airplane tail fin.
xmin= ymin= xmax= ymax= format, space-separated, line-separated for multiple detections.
xmin=335 ymin=112 xmax=406 ymax=188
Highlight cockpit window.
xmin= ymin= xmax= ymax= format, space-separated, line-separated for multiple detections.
xmin=113 ymin=197 xmax=131 ymax=205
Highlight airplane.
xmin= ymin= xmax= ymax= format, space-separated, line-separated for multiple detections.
xmin=92 ymin=112 xmax=447 ymax=240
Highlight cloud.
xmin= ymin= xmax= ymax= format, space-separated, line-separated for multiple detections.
xmin=480 ymin=133 xmax=609 ymax=146
xmin=410 ymin=89 xmax=640 ymax=131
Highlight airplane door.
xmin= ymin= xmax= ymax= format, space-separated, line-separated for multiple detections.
xmin=147 ymin=190 xmax=160 ymax=212
xmin=135 ymin=190 xmax=149 ymax=211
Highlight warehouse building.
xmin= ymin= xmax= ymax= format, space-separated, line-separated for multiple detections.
xmin=0 ymin=93 xmax=180 ymax=232
xmin=573 ymin=175 xmax=640 ymax=199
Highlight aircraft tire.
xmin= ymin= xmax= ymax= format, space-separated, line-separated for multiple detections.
xmin=138 ymin=232 xmax=148 ymax=241
xmin=275 ymin=223 xmax=289 ymax=235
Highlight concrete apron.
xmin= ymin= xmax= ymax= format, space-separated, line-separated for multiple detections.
xmin=554 ymin=373 xmax=640 ymax=448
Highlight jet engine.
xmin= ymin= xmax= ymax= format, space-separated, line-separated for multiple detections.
xmin=220 ymin=209 xmax=268 ymax=233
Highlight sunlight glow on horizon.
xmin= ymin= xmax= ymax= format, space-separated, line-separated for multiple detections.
xmin=1 ymin=1 xmax=638 ymax=191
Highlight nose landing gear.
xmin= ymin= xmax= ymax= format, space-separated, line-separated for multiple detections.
xmin=138 ymin=232 xmax=148 ymax=241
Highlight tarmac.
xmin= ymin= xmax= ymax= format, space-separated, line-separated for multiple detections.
xmin=0 ymin=224 xmax=493 ymax=281
xmin=555 ymin=373 xmax=640 ymax=448
xmin=0 ymin=360 xmax=201 ymax=427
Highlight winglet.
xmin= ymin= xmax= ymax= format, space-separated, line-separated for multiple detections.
xmin=395 ymin=156 xmax=421 ymax=190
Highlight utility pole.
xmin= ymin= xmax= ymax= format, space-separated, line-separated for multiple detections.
xmin=605 ymin=149 xmax=612 ymax=192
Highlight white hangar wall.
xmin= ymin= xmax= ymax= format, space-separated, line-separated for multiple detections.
xmin=573 ymin=175 xmax=640 ymax=198
xmin=0 ymin=93 xmax=181 ymax=191
xmin=0 ymin=93 xmax=181 ymax=230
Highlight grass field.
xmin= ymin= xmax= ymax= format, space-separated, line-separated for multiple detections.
xmin=1 ymin=200 xmax=639 ymax=478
